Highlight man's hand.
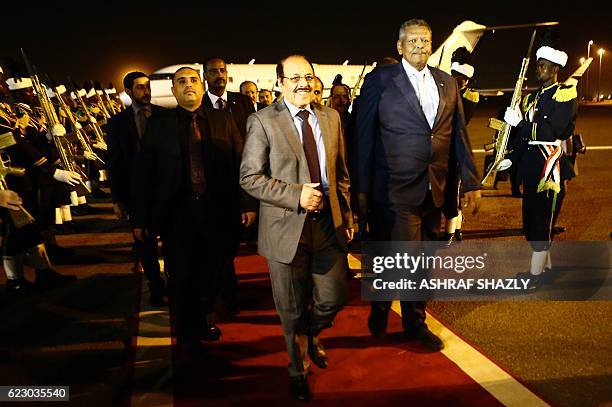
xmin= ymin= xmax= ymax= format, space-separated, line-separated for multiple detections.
xmin=357 ymin=192 xmax=369 ymax=220
xmin=242 ymin=211 xmax=257 ymax=227
xmin=461 ymin=190 xmax=482 ymax=215
xmin=345 ymin=228 xmax=354 ymax=243
xmin=53 ymin=169 xmax=82 ymax=186
xmin=300 ymin=183 xmax=322 ymax=211
xmin=113 ymin=202 xmax=129 ymax=220
xmin=503 ymin=106 xmax=523 ymax=127
xmin=0 ymin=190 xmax=23 ymax=210
xmin=133 ymin=228 xmax=148 ymax=242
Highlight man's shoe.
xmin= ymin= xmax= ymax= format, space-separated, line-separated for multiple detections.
xmin=201 ymin=324 xmax=222 ymax=342
xmin=307 ymin=336 xmax=328 ymax=369
xmin=35 ymin=269 xmax=77 ymax=290
xmin=289 ymin=375 xmax=311 ymax=401
xmin=6 ymin=278 xmax=35 ymax=295
xmin=442 ymin=232 xmax=455 ymax=247
xmin=412 ymin=326 xmax=444 ymax=351
xmin=454 ymin=229 xmax=463 ymax=242
xmin=514 ymin=271 xmax=543 ymax=292
xmin=552 ymin=225 xmax=566 ymax=235
xmin=368 ymin=309 xmax=388 ymax=339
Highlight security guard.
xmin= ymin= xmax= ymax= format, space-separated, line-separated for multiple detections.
xmin=503 ymin=45 xmax=578 ymax=290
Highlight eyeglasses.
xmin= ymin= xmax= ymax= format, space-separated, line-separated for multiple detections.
xmin=281 ymin=75 xmax=315 ymax=83
xmin=405 ymin=37 xmax=431 ymax=46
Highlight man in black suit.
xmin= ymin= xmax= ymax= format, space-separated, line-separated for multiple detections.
xmin=107 ymin=71 xmax=166 ymax=306
xmin=203 ymin=57 xmax=257 ymax=314
xmin=132 ymin=67 xmax=246 ymax=354
xmin=355 ymin=19 xmax=482 ymax=351
xmin=240 ymin=80 xmax=267 ymax=112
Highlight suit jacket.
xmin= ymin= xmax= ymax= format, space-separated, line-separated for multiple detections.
xmin=240 ymin=101 xmax=353 ymax=264
xmin=106 ymin=104 xmax=165 ymax=206
xmin=203 ymin=91 xmax=255 ymax=141
xmin=355 ymin=63 xmax=480 ymax=208
xmin=255 ymin=102 xmax=267 ymax=112
xmin=131 ymin=105 xmax=256 ymax=237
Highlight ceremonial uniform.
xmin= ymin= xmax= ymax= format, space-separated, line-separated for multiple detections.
xmin=514 ymin=82 xmax=577 ymax=249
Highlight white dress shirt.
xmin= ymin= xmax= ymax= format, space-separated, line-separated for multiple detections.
xmin=207 ymin=90 xmax=228 ymax=109
xmin=402 ymin=58 xmax=439 ymax=129
xmin=283 ymin=99 xmax=329 ymax=195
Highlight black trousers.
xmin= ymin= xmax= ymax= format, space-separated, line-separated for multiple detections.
xmin=522 ymin=179 xmax=565 ymax=252
xmin=129 ymin=209 xmax=162 ymax=289
xmin=370 ymin=191 xmax=441 ymax=331
xmin=162 ymin=196 xmax=227 ymax=344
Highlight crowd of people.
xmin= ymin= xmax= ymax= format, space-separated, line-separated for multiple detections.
xmin=0 ymin=18 xmax=579 ymax=401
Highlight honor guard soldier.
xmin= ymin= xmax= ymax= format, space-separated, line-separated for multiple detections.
xmin=503 ymin=45 xmax=578 ymax=290
xmin=443 ymin=47 xmax=479 ymax=246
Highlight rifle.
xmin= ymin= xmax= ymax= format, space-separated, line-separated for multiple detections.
xmin=0 ymin=134 xmax=35 ymax=227
xmin=481 ymin=30 xmax=537 ymax=188
xmin=96 ymin=81 xmax=117 ymax=116
xmin=67 ymin=78 xmax=107 ymax=150
xmin=46 ymin=77 xmax=105 ymax=167
xmin=20 ymin=49 xmax=91 ymax=196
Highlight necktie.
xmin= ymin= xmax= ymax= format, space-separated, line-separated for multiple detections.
xmin=296 ymin=110 xmax=322 ymax=187
xmin=189 ymin=113 xmax=206 ymax=197
xmin=418 ymin=72 xmax=435 ymax=128
xmin=136 ymin=108 xmax=146 ymax=138
xmin=216 ymin=98 xmax=226 ymax=110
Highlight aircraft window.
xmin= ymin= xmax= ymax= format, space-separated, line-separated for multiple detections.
xmin=149 ymin=73 xmax=174 ymax=80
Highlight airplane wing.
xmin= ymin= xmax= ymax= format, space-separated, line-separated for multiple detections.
xmin=564 ymin=57 xmax=593 ymax=86
xmin=429 ymin=20 xmax=559 ymax=74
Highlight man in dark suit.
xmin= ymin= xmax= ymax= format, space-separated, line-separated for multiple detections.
xmin=240 ymin=55 xmax=353 ymax=401
xmin=355 ymin=19 xmax=482 ymax=351
xmin=240 ymin=80 xmax=267 ymax=112
xmin=107 ymin=72 xmax=166 ymax=306
xmin=203 ymin=57 xmax=257 ymax=314
xmin=131 ymin=67 xmax=246 ymax=355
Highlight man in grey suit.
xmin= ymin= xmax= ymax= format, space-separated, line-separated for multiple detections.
xmin=240 ymin=54 xmax=353 ymax=401
xmin=355 ymin=19 xmax=482 ymax=351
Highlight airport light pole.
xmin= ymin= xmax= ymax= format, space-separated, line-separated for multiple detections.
xmin=587 ymin=40 xmax=594 ymax=100
xmin=598 ymin=49 xmax=605 ymax=102
xmin=580 ymin=57 xmax=586 ymax=98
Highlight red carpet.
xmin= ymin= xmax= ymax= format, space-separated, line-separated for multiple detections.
xmin=173 ymin=253 xmax=502 ymax=406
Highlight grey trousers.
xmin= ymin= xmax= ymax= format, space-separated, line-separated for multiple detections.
xmin=267 ymin=212 xmax=347 ymax=377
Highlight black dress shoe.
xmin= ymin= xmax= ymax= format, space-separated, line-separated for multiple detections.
xmin=289 ymin=375 xmax=311 ymax=401
xmin=514 ymin=271 xmax=543 ymax=292
xmin=201 ymin=324 xmax=222 ymax=341
xmin=552 ymin=225 xmax=566 ymax=235
xmin=442 ymin=232 xmax=455 ymax=247
xmin=411 ymin=326 xmax=444 ymax=351
xmin=307 ymin=336 xmax=328 ymax=369
xmin=6 ymin=278 xmax=36 ymax=295
xmin=454 ymin=229 xmax=463 ymax=242
xmin=368 ymin=309 xmax=388 ymax=339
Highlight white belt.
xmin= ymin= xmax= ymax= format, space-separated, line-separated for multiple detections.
xmin=528 ymin=140 xmax=561 ymax=147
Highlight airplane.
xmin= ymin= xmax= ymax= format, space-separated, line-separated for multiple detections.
xmin=136 ymin=20 xmax=560 ymax=108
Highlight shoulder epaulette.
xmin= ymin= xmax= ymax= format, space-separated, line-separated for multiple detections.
xmin=552 ymin=84 xmax=577 ymax=102
xmin=462 ymin=88 xmax=479 ymax=104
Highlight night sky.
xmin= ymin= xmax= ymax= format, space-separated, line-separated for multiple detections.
xmin=1 ymin=2 xmax=610 ymax=96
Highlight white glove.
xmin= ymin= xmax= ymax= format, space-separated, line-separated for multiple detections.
xmin=75 ymin=122 xmax=83 ymax=130
xmin=83 ymin=151 xmax=96 ymax=161
xmin=89 ymin=117 xmax=97 ymax=124
xmin=93 ymin=142 xmax=107 ymax=151
xmin=504 ymin=106 xmax=523 ymax=127
xmin=53 ymin=169 xmax=82 ymax=186
xmin=51 ymin=124 xmax=67 ymax=137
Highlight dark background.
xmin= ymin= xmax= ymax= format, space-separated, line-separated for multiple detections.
xmin=1 ymin=2 xmax=610 ymax=96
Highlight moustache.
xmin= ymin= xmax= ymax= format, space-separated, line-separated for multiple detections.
xmin=295 ymin=87 xmax=312 ymax=93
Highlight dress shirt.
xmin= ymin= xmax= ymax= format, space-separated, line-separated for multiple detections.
xmin=284 ymin=99 xmax=329 ymax=195
xmin=402 ymin=58 xmax=439 ymax=129
xmin=207 ymin=90 xmax=228 ymax=110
